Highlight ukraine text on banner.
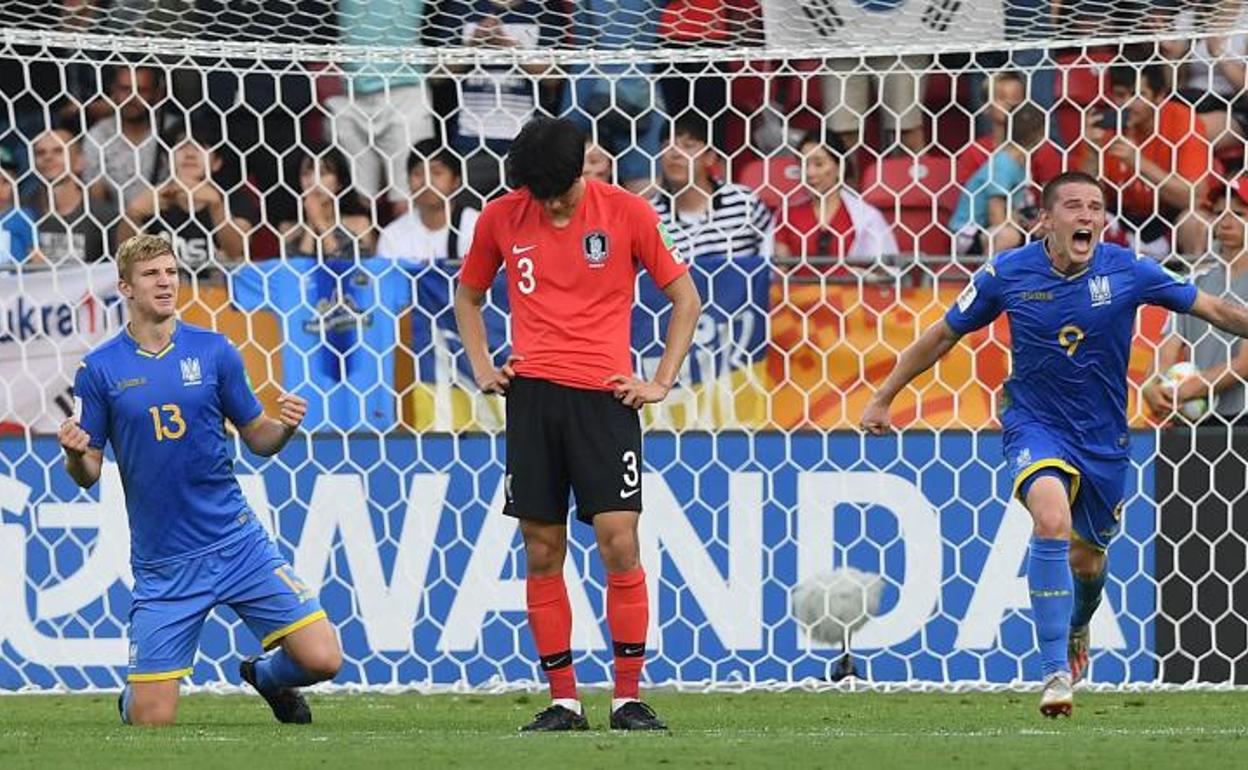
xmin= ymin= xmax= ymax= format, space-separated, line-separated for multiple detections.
xmin=404 ymin=255 xmax=772 ymax=432
xmin=0 ymin=264 xmax=124 ymax=432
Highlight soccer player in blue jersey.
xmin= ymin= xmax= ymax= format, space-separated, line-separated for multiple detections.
xmin=860 ymin=172 xmax=1248 ymax=716
xmin=58 ymin=234 xmax=341 ymax=726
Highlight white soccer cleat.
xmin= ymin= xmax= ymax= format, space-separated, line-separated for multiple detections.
xmin=1039 ymin=672 xmax=1074 ymax=718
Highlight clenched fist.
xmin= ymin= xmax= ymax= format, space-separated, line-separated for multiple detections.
xmin=276 ymin=393 xmax=308 ymax=430
xmin=58 ymin=419 xmax=92 ymax=455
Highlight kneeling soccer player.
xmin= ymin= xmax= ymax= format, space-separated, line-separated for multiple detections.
xmin=60 ymin=234 xmax=341 ymax=725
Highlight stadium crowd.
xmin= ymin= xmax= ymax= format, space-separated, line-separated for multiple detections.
xmin=0 ymin=0 xmax=1245 ymax=278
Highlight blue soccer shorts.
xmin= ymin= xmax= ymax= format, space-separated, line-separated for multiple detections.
xmin=127 ymin=526 xmax=325 ymax=683
xmin=1004 ymin=422 xmax=1129 ymax=551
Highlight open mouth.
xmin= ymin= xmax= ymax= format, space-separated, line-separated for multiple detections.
xmin=1072 ymin=229 xmax=1094 ymax=250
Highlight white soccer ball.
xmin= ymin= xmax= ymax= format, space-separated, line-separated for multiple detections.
xmin=792 ymin=567 xmax=885 ymax=647
xmin=1163 ymin=361 xmax=1209 ymax=422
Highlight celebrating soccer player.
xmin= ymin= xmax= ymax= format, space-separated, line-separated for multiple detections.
xmin=60 ymin=234 xmax=341 ymax=725
xmin=859 ymin=172 xmax=1248 ymax=717
xmin=454 ymin=116 xmax=701 ymax=731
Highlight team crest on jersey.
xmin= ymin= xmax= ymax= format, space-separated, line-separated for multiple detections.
xmin=1089 ymin=275 xmax=1112 ymax=307
xmin=583 ymin=230 xmax=610 ymax=268
xmin=180 ymin=357 xmax=202 ymax=386
xmin=1014 ymin=447 xmax=1032 ymax=471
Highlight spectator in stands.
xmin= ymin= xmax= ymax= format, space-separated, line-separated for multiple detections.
xmin=1081 ymin=64 xmax=1213 ymax=258
xmin=956 ymin=70 xmax=1063 ymax=187
xmin=83 ymin=66 xmax=178 ymax=209
xmin=331 ymin=0 xmax=436 ymax=214
xmin=583 ymin=138 xmax=613 ymax=183
xmin=950 ymin=103 xmax=1047 ymax=256
xmin=774 ymin=130 xmax=897 ymax=268
xmin=823 ymin=54 xmax=929 ymax=154
xmin=119 ymin=127 xmax=256 ymax=272
xmin=376 ymin=139 xmax=479 ymax=261
xmin=1161 ymin=21 xmax=1248 ymax=158
xmin=427 ymin=0 xmax=563 ymax=199
xmin=561 ymin=0 xmax=666 ymax=193
xmin=0 ymin=145 xmax=38 ymax=265
xmin=1143 ymin=179 xmax=1248 ymax=423
xmin=31 ymin=127 xmax=117 ymax=265
xmin=281 ymin=148 xmax=376 ymax=259
xmin=651 ymin=114 xmax=773 ymax=260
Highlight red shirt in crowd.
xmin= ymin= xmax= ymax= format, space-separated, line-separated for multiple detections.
xmin=955 ymin=135 xmax=1065 ymax=188
xmin=460 ymin=179 xmax=688 ymax=391
xmin=775 ymin=196 xmax=856 ymax=261
xmin=1104 ymin=100 xmax=1212 ymax=219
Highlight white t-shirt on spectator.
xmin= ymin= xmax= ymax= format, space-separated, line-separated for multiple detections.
xmin=376 ymin=206 xmax=480 ymax=261
xmin=1176 ymin=13 xmax=1248 ymax=98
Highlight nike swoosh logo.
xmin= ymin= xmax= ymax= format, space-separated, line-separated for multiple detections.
xmin=621 ymin=645 xmax=644 ymax=656
xmin=512 ymin=244 xmax=536 ymax=254
xmin=619 ymin=488 xmax=639 ymax=499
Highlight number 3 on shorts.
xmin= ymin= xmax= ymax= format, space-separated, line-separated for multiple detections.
xmin=622 ymin=450 xmax=639 ymax=490
xmin=517 ymin=257 xmax=536 ymax=295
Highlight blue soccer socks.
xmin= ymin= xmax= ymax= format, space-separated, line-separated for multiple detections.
xmin=1028 ymin=537 xmax=1073 ymax=677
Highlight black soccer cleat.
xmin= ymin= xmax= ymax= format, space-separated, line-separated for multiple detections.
xmin=519 ymin=704 xmax=590 ymax=732
xmin=239 ymin=657 xmax=313 ymax=724
xmin=610 ymin=701 xmax=668 ymax=731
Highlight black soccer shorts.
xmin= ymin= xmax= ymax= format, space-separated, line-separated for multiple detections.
xmin=503 ymin=376 xmax=643 ymax=524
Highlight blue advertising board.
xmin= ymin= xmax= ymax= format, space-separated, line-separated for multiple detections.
xmin=0 ymin=431 xmax=1156 ymax=690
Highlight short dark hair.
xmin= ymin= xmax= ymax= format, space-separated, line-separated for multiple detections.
xmin=1108 ymin=64 xmax=1170 ymax=97
xmin=506 ymin=117 xmax=585 ymax=200
xmin=407 ymin=139 xmax=462 ymax=179
xmin=672 ymin=113 xmax=710 ymax=146
xmin=1042 ymin=171 xmax=1103 ymax=209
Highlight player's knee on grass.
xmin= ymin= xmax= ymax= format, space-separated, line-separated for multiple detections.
xmin=594 ymin=512 xmax=641 ymax=573
xmin=127 ymin=680 xmax=179 ymax=726
xmin=1024 ymin=476 xmax=1073 ymax=539
xmin=520 ymin=520 xmax=568 ymax=576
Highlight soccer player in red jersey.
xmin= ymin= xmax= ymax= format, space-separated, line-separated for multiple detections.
xmin=455 ymin=116 xmax=702 ymax=731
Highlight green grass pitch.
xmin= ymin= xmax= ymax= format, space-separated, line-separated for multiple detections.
xmin=2 ymin=691 xmax=1245 ymax=769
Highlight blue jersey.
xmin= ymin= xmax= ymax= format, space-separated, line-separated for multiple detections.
xmin=74 ymin=322 xmax=265 ymax=566
xmin=945 ymin=241 xmax=1197 ymax=457
xmin=230 ymin=257 xmax=412 ymax=431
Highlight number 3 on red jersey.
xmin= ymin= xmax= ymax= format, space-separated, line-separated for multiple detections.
xmin=516 ymin=256 xmax=536 ymax=295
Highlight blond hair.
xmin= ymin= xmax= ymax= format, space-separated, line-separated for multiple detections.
xmin=116 ymin=234 xmax=174 ymax=281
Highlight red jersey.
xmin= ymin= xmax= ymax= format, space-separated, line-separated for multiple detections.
xmin=460 ymin=179 xmax=689 ymax=391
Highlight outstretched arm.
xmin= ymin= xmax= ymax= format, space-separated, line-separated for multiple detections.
xmin=1189 ymin=290 xmax=1248 ymax=338
xmin=860 ymin=320 xmax=963 ymax=434
xmin=1170 ymin=291 xmax=1248 ymax=401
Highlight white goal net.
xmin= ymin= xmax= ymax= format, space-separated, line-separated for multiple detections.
xmin=2 ymin=0 xmax=1248 ymax=692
